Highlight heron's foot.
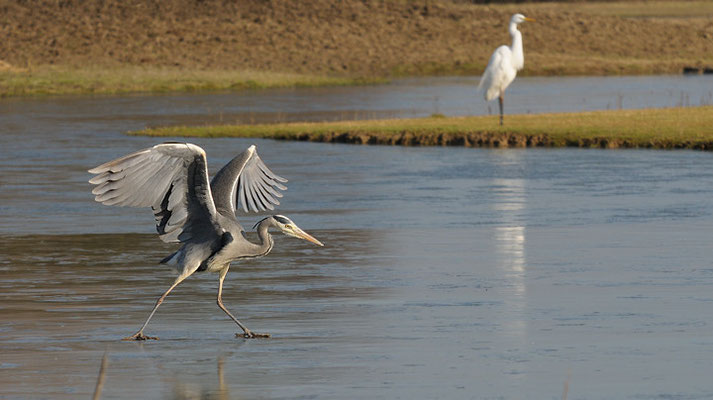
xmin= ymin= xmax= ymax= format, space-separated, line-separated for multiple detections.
xmin=122 ymin=331 xmax=158 ymax=341
xmin=237 ymin=330 xmax=271 ymax=339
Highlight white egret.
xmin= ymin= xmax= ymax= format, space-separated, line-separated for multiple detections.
xmin=478 ymin=13 xmax=535 ymax=125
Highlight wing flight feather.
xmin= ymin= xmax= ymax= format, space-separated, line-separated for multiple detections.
xmin=88 ymin=143 xmax=220 ymax=243
xmin=210 ymin=145 xmax=288 ymax=216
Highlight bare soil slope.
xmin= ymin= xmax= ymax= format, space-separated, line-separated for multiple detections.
xmin=1 ymin=0 xmax=712 ymax=76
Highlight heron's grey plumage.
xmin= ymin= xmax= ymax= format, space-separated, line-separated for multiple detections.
xmin=88 ymin=142 xmax=321 ymax=340
xmin=89 ymin=143 xmax=220 ymax=244
xmin=210 ymin=144 xmax=287 ymax=216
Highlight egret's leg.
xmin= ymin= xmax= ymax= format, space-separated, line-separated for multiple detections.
xmin=216 ymin=267 xmax=270 ymax=339
xmin=123 ymin=274 xmax=188 ymax=341
xmin=499 ymin=93 xmax=504 ymax=126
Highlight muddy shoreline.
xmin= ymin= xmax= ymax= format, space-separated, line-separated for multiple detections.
xmin=269 ymin=130 xmax=713 ymax=151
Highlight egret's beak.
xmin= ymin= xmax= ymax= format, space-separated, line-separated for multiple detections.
xmin=524 ymin=17 xmax=536 ymax=22
xmin=287 ymin=225 xmax=324 ymax=247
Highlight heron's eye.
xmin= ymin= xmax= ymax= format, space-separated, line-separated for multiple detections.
xmin=284 ymin=224 xmax=293 ymax=230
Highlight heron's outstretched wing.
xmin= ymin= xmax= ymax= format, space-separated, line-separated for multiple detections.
xmin=478 ymin=45 xmax=513 ymax=101
xmin=210 ymin=145 xmax=287 ymax=216
xmin=88 ymin=142 xmax=220 ymax=243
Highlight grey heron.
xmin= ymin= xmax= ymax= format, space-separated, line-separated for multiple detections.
xmin=478 ymin=13 xmax=535 ymax=126
xmin=89 ymin=143 xmax=323 ymax=340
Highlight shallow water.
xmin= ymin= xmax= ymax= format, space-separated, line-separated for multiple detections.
xmin=2 ymin=77 xmax=713 ymax=399
xmin=1 ymin=75 xmax=711 ymax=130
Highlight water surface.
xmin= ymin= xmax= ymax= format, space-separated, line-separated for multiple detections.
xmin=1 ymin=77 xmax=713 ymax=399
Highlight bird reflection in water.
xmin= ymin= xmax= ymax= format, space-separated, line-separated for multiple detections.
xmin=492 ymin=176 xmax=528 ymax=337
xmin=171 ymin=356 xmax=232 ymax=400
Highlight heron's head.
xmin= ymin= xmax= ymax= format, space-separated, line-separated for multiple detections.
xmin=511 ymin=14 xmax=535 ymax=25
xmin=255 ymin=215 xmax=324 ymax=246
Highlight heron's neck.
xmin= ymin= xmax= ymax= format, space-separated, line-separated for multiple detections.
xmin=244 ymin=220 xmax=274 ymax=258
xmin=509 ymin=23 xmax=524 ymax=71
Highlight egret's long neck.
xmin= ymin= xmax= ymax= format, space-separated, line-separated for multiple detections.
xmin=509 ymin=23 xmax=524 ymax=71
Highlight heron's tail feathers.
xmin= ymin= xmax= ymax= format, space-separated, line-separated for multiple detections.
xmin=160 ymin=250 xmax=181 ymax=266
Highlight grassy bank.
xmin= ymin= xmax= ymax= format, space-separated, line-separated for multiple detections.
xmin=0 ymin=66 xmax=380 ymax=97
xmin=130 ymin=106 xmax=713 ymax=151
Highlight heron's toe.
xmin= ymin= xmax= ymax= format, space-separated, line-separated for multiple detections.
xmin=237 ymin=331 xmax=271 ymax=339
xmin=123 ymin=332 xmax=159 ymax=341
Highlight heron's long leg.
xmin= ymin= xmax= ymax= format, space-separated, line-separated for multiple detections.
xmin=216 ymin=267 xmax=270 ymax=339
xmin=123 ymin=274 xmax=188 ymax=341
xmin=499 ymin=93 xmax=504 ymax=126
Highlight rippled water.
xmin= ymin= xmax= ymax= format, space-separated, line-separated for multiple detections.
xmin=2 ymin=77 xmax=713 ymax=399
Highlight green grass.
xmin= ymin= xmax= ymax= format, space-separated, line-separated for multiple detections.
xmin=0 ymin=65 xmax=385 ymax=97
xmin=129 ymin=106 xmax=713 ymax=150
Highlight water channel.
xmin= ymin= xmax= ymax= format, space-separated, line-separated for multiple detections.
xmin=1 ymin=76 xmax=713 ymax=399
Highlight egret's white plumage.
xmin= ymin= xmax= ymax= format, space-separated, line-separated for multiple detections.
xmin=477 ymin=13 xmax=534 ymax=125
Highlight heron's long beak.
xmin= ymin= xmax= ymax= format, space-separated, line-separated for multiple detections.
xmin=290 ymin=226 xmax=324 ymax=247
xmin=524 ymin=17 xmax=536 ymax=22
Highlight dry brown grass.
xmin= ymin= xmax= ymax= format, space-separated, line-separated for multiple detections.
xmin=0 ymin=60 xmax=25 ymax=72
xmin=1 ymin=0 xmax=712 ymax=81
xmin=573 ymin=1 xmax=713 ymax=17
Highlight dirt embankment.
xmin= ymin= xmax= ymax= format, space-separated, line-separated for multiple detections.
xmin=1 ymin=0 xmax=712 ymax=77
xmin=275 ymin=130 xmax=556 ymax=147
xmin=267 ymin=130 xmax=713 ymax=151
